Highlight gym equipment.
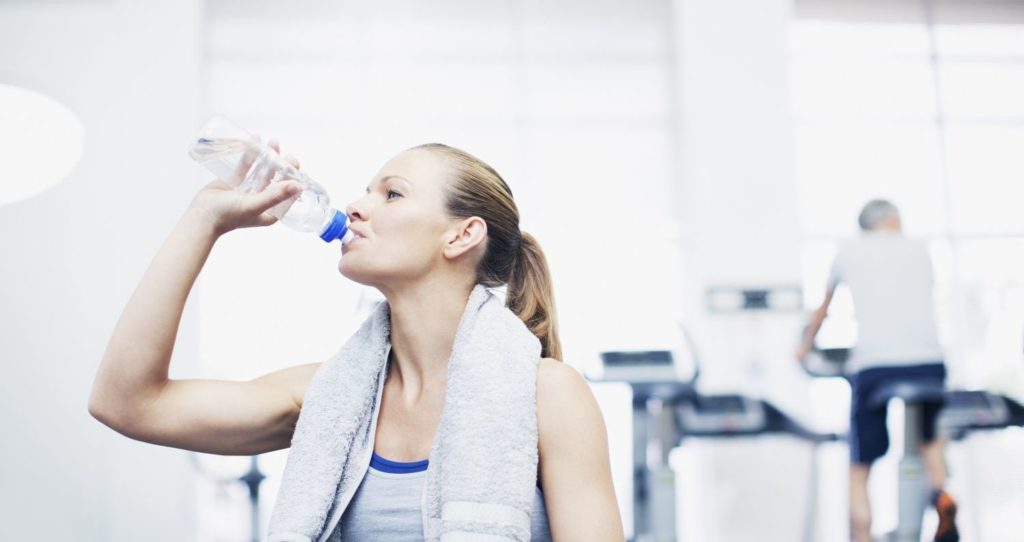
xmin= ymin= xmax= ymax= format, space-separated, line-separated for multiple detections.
xmin=802 ymin=346 xmax=849 ymax=379
xmin=190 ymin=453 xmax=266 ymax=542
xmin=940 ymin=390 xmax=1024 ymax=541
xmin=597 ymin=349 xmax=839 ymax=542
xmin=875 ymin=387 xmax=1024 ymax=542
xmin=940 ymin=390 xmax=1024 ymax=441
xmin=867 ymin=379 xmax=946 ymax=542
xmin=803 ymin=344 xmax=946 ymax=542
xmin=673 ymin=392 xmax=840 ymax=542
xmin=804 ymin=342 xmax=1024 ymax=541
xmin=598 ymin=350 xmax=696 ymax=542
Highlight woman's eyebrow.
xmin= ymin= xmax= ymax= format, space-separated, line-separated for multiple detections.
xmin=381 ymin=175 xmax=412 ymax=189
xmin=381 ymin=175 xmax=410 ymax=184
xmin=366 ymin=176 xmax=409 ymax=191
xmin=367 ymin=175 xmax=413 ymax=192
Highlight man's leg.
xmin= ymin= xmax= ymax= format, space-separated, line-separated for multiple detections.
xmin=850 ymin=464 xmax=872 ymax=542
xmin=921 ymin=438 xmax=959 ymax=542
xmin=920 ymin=439 xmax=947 ymax=489
xmin=919 ymin=361 xmax=959 ymax=542
xmin=849 ymin=368 xmax=887 ymax=542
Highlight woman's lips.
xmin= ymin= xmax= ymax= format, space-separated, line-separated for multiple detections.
xmin=342 ymin=233 xmax=365 ymax=253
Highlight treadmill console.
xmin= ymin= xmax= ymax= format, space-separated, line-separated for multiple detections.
xmin=676 ymin=394 xmax=766 ymax=434
xmin=600 ymin=350 xmax=677 ymax=383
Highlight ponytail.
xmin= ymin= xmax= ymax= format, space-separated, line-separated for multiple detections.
xmin=410 ymin=142 xmax=563 ymax=360
xmin=506 ymin=232 xmax=562 ymax=360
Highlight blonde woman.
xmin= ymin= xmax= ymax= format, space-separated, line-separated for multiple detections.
xmin=90 ymin=141 xmax=624 ymax=541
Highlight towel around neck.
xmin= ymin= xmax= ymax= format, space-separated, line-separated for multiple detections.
xmin=267 ymin=285 xmax=543 ymax=542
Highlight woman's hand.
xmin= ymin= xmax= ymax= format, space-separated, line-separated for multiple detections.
xmin=186 ymin=140 xmax=304 ymax=236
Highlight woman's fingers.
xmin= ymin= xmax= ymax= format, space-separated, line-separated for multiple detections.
xmin=230 ymin=145 xmax=259 ymax=188
xmin=267 ymin=139 xmax=300 ymax=169
xmin=238 ymin=139 xmax=302 ymax=207
xmin=254 ymin=210 xmax=281 ymax=227
xmin=258 ymin=180 xmax=301 ymax=213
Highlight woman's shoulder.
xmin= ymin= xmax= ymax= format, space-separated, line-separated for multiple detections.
xmin=537 ymin=357 xmax=581 ymax=387
xmin=536 ymin=357 xmax=613 ymax=490
xmin=536 ymin=357 xmax=604 ymax=438
xmin=257 ymin=362 xmax=322 ymax=410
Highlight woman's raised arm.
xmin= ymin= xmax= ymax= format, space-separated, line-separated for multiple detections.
xmin=89 ymin=147 xmax=318 ymax=455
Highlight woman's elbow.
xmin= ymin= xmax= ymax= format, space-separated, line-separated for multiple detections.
xmin=88 ymin=391 xmax=124 ymax=432
xmin=87 ymin=385 xmax=144 ymax=437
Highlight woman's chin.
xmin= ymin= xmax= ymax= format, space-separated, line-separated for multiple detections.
xmin=338 ymin=261 xmax=357 ymax=280
xmin=338 ymin=260 xmax=374 ymax=286
xmin=338 ymin=259 xmax=354 ymax=277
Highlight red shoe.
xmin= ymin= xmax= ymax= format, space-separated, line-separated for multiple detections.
xmin=932 ymin=490 xmax=959 ymax=542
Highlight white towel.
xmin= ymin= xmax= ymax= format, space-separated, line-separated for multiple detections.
xmin=268 ymin=285 xmax=542 ymax=541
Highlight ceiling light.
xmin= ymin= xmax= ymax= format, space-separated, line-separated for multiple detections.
xmin=0 ymin=84 xmax=85 ymax=206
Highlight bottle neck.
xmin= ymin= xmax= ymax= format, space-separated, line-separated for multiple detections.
xmin=319 ymin=209 xmax=350 ymax=243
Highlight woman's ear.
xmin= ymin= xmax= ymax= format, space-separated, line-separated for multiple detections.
xmin=443 ymin=217 xmax=487 ymax=260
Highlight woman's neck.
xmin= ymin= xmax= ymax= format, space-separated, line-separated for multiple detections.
xmin=383 ymin=279 xmax=474 ymax=400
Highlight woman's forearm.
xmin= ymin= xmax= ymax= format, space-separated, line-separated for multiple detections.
xmin=89 ymin=209 xmax=219 ymax=423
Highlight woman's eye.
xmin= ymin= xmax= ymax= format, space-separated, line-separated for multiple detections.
xmin=386 ymin=190 xmax=402 ymax=200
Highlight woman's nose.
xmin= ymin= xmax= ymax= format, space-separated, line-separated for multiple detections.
xmin=345 ymin=198 xmax=367 ymax=222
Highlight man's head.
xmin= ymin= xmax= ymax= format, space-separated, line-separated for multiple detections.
xmin=858 ymin=199 xmax=902 ymax=232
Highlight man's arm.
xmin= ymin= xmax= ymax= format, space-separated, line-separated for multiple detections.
xmin=796 ymin=285 xmax=836 ymax=362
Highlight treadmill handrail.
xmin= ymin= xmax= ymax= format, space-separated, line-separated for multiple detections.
xmin=866 ymin=379 xmax=946 ymax=408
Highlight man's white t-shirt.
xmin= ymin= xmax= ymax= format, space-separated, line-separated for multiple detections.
xmin=828 ymin=233 xmax=944 ymax=372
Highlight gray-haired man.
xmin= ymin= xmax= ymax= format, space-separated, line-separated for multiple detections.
xmin=797 ymin=199 xmax=959 ymax=542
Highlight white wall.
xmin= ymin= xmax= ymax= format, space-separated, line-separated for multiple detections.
xmin=670 ymin=0 xmax=824 ymax=540
xmin=0 ymin=1 xmax=202 ymax=539
xmin=672 ymin=0 xmax=804 ymax=394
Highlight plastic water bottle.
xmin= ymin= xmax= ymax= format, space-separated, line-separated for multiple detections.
xmin=187 ymin=116 xmax=352 ymax=244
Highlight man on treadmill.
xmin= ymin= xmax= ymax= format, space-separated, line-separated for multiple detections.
xmin=796 ymin=199 xmax=959 ymax=542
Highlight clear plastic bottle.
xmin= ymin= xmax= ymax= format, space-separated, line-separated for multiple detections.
xmin=187 ymin=116 xmax=352 ymax=244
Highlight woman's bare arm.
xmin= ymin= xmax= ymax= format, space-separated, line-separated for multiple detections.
xmin=89 ymin=150 xmax=316 ymax=455
xmin=88 ymin=205 xmax=319 ymax=455
xmin=537 ymin=358 xmax=625 ymax=541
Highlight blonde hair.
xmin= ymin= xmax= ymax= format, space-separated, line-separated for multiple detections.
xmin=411 ymin=143 xmax=562 ymax=360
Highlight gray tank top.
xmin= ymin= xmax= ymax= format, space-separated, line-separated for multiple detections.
xmin=335 ymin=453 xmax=552 ymax=540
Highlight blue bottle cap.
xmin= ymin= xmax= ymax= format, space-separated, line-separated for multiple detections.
xmin=319 ymin=209 xmax=349 ymax=243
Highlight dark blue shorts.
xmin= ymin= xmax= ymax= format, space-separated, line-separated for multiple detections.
xmin=849 ymin=362 xmax=946 ymax=465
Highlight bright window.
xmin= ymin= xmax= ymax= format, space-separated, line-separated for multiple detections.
xmin=790 ymin=18 xmax=1024 ymax=375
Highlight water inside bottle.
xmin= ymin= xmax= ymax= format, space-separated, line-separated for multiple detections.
xmin=277 ymin=181 xmax=333 ymax=232
xmin=188 ymin=137 xmax=250 ymax=161
xmin=190 ymin=136 xmax=334 ymax=233
xmin=188 ymin=137 xmax=260 ymax=189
